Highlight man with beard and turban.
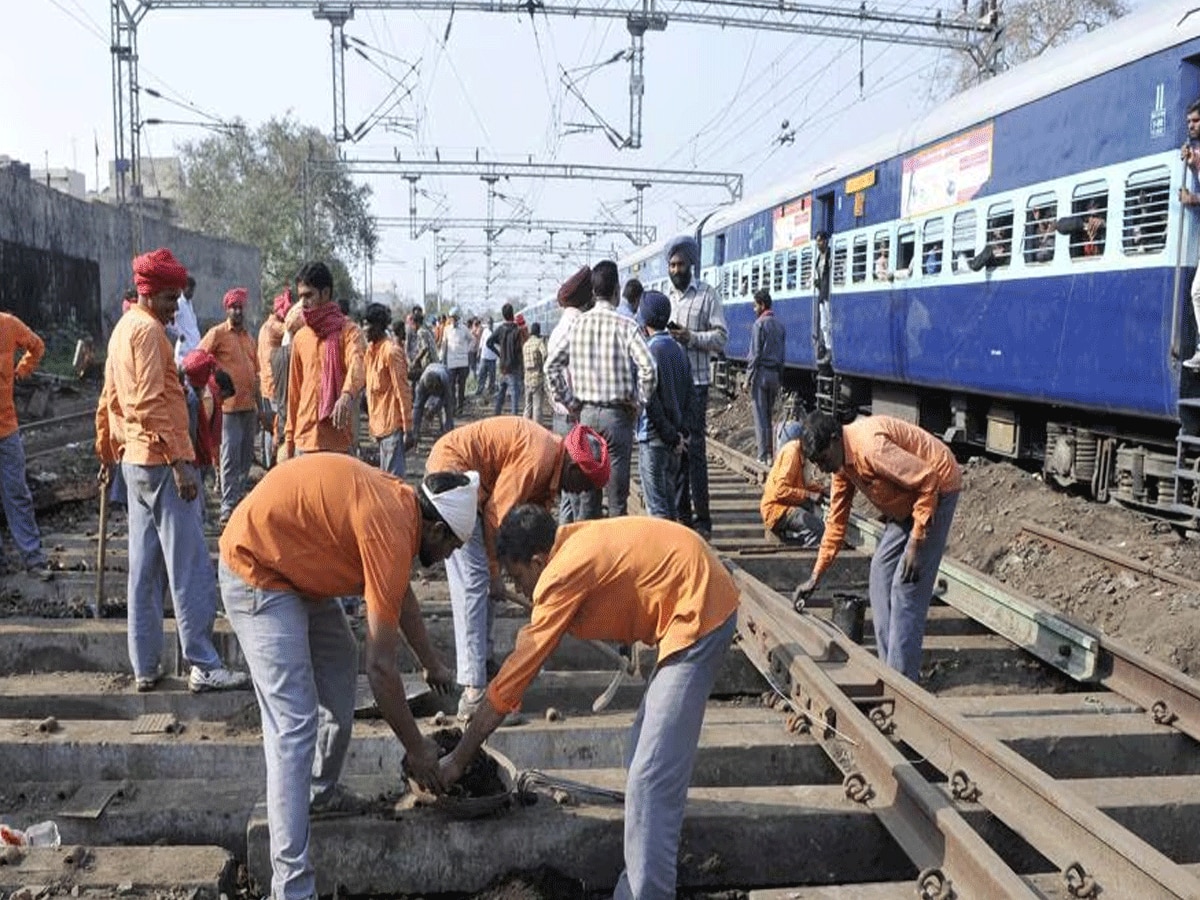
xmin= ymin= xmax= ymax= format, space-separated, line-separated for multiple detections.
xmin=258 ymin=289 xmax=292 ymax=468
xmin=96 ymin=248 xmax=248 ymax=694
xmin=218 ymin=457 xmax=472 ymax=900
xmin=200 ymin=288 xmax=260 ymax=523
xmin=284 ymin=262 xmax=365 ymax=458
xmin=363 ymin=303 xmax=413 ymax=477
xmin=665 ymin=235 xmax=728 ymax=542
xmin=440 ymin=504 xmax=739 ymax=900
xmin=426 ymin=418 xmax=610 ymax=720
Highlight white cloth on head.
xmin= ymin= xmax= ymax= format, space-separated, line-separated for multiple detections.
xmin=422 ymin=470 xmax=480 ymax=543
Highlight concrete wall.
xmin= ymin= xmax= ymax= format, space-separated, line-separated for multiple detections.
xmin=0 ymin=166 xmax=260 ymax=343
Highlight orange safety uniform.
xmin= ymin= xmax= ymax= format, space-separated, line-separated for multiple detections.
xmin=426 ymin=417 xmax=566 ymax=571
xmin=0 ymin=313 xmax=45 ymax=439
xmin=284 ymin=320 xmax=366 ymax=455
xmin=487 ymin=518 xmax=740 ymax=713
xmin=199 ymin=321 xmax=259 ymax=413
xmin=365 ymin=339 xmax=413 ymax=439
xmin=219 ymin=453 xmax=419 ymax=630
xmin=95 ymin=305 xmax=194 ymax=467
xmin=257 ymin=316 xmax=285 ymax=401
xmin=814 ymin=415 xmax=962 ymax=580
xmin=759 ymin=440 xmax=824 ymax=531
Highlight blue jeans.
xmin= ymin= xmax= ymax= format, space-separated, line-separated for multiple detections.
xmin=553 ymin=411 xmax=585 ymax=524
xmin=0 ymin=431 xmax=46 ymax=567
xmin=474 ymin=358 xmax=496 ymax=396
xmin=444 ymin=518 xmax=493 ymax=688
xmin=676 ymin=384 xmax=711 ymax=528
xmin=614 ymin=613 xmax=736 ymax=900
xmin=493 ymin=372 xmax=524 ymax=417
xmin=220 ymin=563 xmax=358 ymax=900
xmin=751 ymin=371 xmax=780 ymax=463
xmin=773 ymin=503 xmax=825 ymax=547
xmin=220 ymin=409 xmax=256 ymax=518
xmin=124 ymin=462 xmax=221 ymax=679
xmin=108 ymin=459 xmax=128 ymax=508
xmin=638 ymin=440 xmax=678 ymax=520
xmin=580 ymin=405 xmax=635 ymax=519
xmin=869 ymin=492 xmax=959 ymax=680
xmin=413 ymin=374 xmax=454 ymax=440
xmin=377 ymin=430 xmax=406 ymax=477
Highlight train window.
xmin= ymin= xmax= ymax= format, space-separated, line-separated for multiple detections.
xmin=761 ymin=255 xmax=773 ymax=294
xmin=832 ymin=238 xmax=848 ymax=286
xmin=1124 ymin=167 xmax=1169 ymax=254
xmin=799 ymin=246 xmax=813 ymax=289
xmin=922 ymin=218 xmax=945 ymax=275
xmin=750 ymin=259 xmax=761 ymax=293
xmin=1069 ymin=181 xmax=1107 ymax=260
xmin=721 ymin=266 xmax=733 ymax=300
xmin=1023 ymin=193 xmax=1057 ymax=264
xmin=896 ymin=225 xmax=915 ymax=278
xmin=872 ymin=230 xmax=890 ymax=282
xmin=774 ymin=252 xmax=786 ymax=292
xmin=951 ymin=210 xmax=977 ymax=272
xmin=985 ymin=202 xmax=1014 ymax=268
xmin=786 ymin=250 xmax=798 ymax=290
xmin=851 ymin=235 xmax=869 ymax=283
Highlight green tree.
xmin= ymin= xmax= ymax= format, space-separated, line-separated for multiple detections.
xmin=176 ymin=116 xmax=377 ymax=308
xmin=936 ymin=0 xmax=1128 ymax=98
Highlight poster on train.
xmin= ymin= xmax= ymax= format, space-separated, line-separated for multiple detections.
xmin=772 ymin=197 xmax=811 ymax=250
xmin=901 ymin=122 xmax=994 ymax=219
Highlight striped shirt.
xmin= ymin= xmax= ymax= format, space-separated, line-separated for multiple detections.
xmin=545 ymin=305 xmax=655 ymax=409
xmin=667 ymin=279 xmax=728 ymax=386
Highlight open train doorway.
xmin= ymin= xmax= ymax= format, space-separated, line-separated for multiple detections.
xmin=817 ymin=191 xmax=835 ymax=237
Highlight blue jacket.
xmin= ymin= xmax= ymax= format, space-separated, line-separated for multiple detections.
xmin=637 ymin=330 xmax=694 ymax=446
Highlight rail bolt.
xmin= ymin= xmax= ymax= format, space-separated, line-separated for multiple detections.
xmin=1151 ymin=700 xmax=1178 ymax=726
xmin=843 ymin=772 xmax=874 ymax=804
xmin=868 ymin=704 xmax=895 ymax=735
xmin=949 ymin=769 xmax=981 ymax=802
xmin=1063 ymin=862 xmax=1098 ymax=898
xmin=916 ymin=867 xmax=954 ymax=899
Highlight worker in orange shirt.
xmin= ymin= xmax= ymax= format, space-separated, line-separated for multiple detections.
xmin=440 ymin=506 xmax=739 ymax=900
xmin=95 ymin=248 xmax=248 ymax=694
xmin=283 ymin=262 xmax=365 ymax=458
xmin=0 ymin=310 xmax=50 ymax=576
xmin=759 ymin=420 xmax=825 ymax=547
xmin=257 ymin=289 xmax=292 ymax=468
xmin=200 ymin=288 xmax=260 ymax=523
xmin=363 ymin=303 xmax=413 ymax=477
xmin=426 ymin=417 xmax=610 ymax=719
xmin=796 ymin=412 xmax=962 ymax=680
xmin=218 ymin=454 xmax=475 ymax=900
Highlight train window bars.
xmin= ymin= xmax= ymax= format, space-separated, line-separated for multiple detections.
xmin=871 ymin=230 xmax=890 ymax=283
xmin=985 ymin=201 xmax=1014 ymax=268
xmin=952 ymin=209 xmax=977 ymax=273
xmin=1069 ymin=181 xmax=1107 ymax=260
xmin=1123 ymin=167 xmax=1170 ymax=255
xmin=774 ymin=252 xmax=786 ymax=292
xmin=1023 ymin=193 xmax=1057 ymax=264
xmin=750 ymin=259 xmax=762 ymax=294
xmin=852 ymin=235 xmax=869 ymax=283
xmin=786 ymin=250 xmax=798 ymax=291
xmin=922 ymin=218 xmax=945 ymax=276
xmin=832 ymin=238 xmax=848 ymax=286
xmin=799 ymin=246 xmax=813 ymax=290
xmin=896 ymin=225 xmax=916 ymax=278
xmin=721 ymin=267 xmax=733 ymax=301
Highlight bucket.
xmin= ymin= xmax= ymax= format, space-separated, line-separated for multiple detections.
xmin=830 ymin=593 xmax=866 ymax=644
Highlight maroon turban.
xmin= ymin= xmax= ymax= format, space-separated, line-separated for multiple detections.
xmin=564 ymin=424 xmax=610 ymax=489
xmin=181 ymin=348 xmax=218 ymax=389
xmin=557 ymin=266 xmax=592 ymax=309
xmin=272 ymin=289 xmax=293 ymax=320
xmin=223 ymin=287 xmax=248 ymax=310
xmin=132 ymin=248 xmax=189 ymax=297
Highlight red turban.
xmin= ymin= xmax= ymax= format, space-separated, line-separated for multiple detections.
xmin=564 ymin=424 xmax=610 ymax=489
xmin=557 ymin=266 xmax=592 ymax=308
xmin=272 ymin=289 xmax=293 ymax=320
xmin=223 ymin=287 xmax=248 ymax=309
xmin=132 ymin=248 xmax=189 ymax=297
xmin=181 ymin=348 xmax=218 ymax=389
xmin=515 ymin=314 xmax=526 ymax=327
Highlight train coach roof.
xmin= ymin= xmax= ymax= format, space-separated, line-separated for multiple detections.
xmin=702 ymin=0 xmax=1200 ymax=233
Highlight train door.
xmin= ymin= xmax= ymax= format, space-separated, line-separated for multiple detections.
xmin=816 ymin=192 xmax=835 ymax=237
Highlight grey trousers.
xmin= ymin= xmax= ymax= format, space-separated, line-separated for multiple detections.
xmin=378 ymin=430 xmax=406 ymax=477
xmin=552 ymin=411 xmax=584 ymax=523
xmin=219 ymin=409 xmax=256 ymax=517
xmin=444 ymin=517 xmax=493 ymax=688
xmin=773 ymin=503 xmax=824 ymax=547
xmin=613 ymin=612 xmax=737 ymax=900
xmin=220 ymin=562 xmax=358 ymax=900
xmin=580 ymin=404 xmax=635 ymax=519
xmin=868 ymin=492 xmax=959 ymax=680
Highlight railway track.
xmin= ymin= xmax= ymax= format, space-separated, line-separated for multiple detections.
xmin=0 ymin=415 xmax=1199 ymax=897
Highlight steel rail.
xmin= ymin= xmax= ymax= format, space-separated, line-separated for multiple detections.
xmin=18 ymin=409 xmax=97 ymax=436
xmin=728 ymin=562 xmax=1200 ymax=899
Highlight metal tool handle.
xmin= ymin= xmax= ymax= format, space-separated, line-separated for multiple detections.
xmin=94 ymin=468 xmax=110 ymax=619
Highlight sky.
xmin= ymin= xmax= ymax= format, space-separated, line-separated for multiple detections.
xmin=1 ymin=0 xmax=1146 ymax=308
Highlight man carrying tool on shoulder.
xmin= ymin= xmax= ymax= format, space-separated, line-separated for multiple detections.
xmin=439 ymin=505 xmax=739 ymax=900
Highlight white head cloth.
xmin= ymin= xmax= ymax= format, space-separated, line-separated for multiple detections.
xmin=421 ymin=470 xmax=480 ymax=543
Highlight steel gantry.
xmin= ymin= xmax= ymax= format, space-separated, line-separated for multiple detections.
xmin=376 ymin=215 xmax=656 ymax=243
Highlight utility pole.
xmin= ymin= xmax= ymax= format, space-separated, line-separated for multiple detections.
xmin=313 ymin=3 xmax=354 ymax=142
xmin=483 ymin=176 xmax=499 ymax=307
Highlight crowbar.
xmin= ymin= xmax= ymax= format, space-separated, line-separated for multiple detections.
xmin=94 ymin=467 xmax=110 ymax=619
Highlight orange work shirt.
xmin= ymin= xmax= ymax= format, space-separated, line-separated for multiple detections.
xmin=814 ymin=415 xmax=962 ymax=579
xmin=365 ymin=338 xmax=413 ymax=439
xmin=219 ymin=453 xmax=420 ymax=630
xmin=284 ymin=320 xmax=366 ymax=454
xmin=760 ymin=440 xmax=824 ymax=531
xmin=200 ymin=321 xmax=259 ymax=413
xmin=257 ymin=316 xmax=285 ymax=401
xmin=0 ymin=313 xmax=45 ymax=439
xmin=487 ymin=518 xmax=740 ymax=713
xmin=427 ymin=417 xmax=565 ymax=571
xmin=96 ymin=305 xmax=194 ymax=467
